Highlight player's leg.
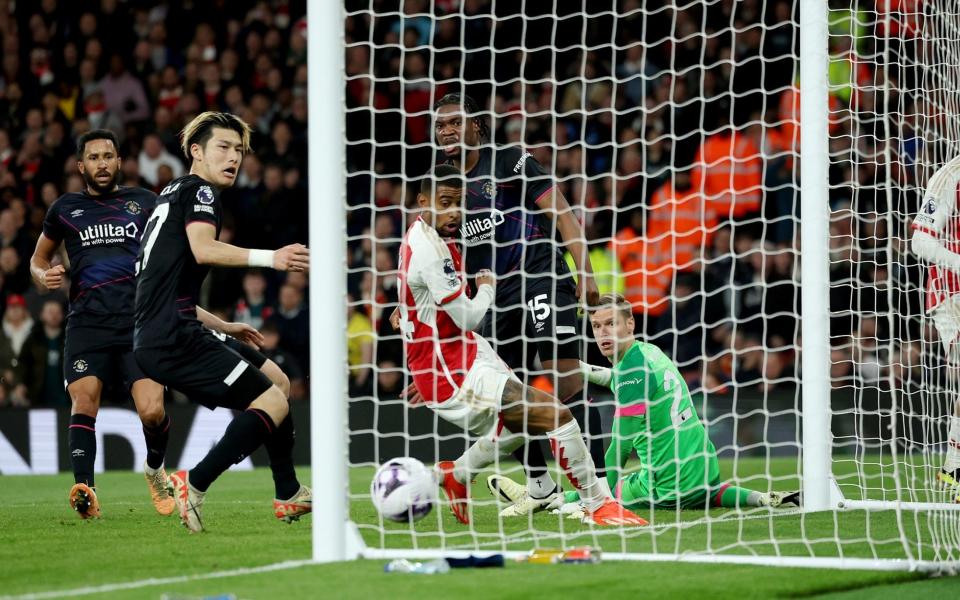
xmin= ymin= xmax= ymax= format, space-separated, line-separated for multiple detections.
xmin=221 ymin=334 xmax=309 ymax=519
xmin=136 ymin=333 xmax=280 ymax=532
xmin=929 ymin=297 xmax=960 ymax=497
xmin=168 ymin=382 xmax=283 ymax=532
xmin=499 ymin=381 xmax=646 ymax=526
xmin=123 ymin=347 xmax=176 ymax=516
xmin=708 ymin=482 xmax=801 ymax=509
xmin=481 ymin=309 xmax=555 ymax=497
xmin=129 ymin=376 xmax=175 ymax=516
xmin=66 ymin=374 xmax=103 ymax=519
xmin=557 ymin=470 xmax=654 ymax=519
xmin=541 ymin=357 xmax=607 ymax=482
xmin=540 ymin=277 xmax=608 ymax=483
xmin=256 ymin=358 xmax=311 ymax=521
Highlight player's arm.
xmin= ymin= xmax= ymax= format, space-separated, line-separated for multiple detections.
xmin=196 ymin=306 xmax=265 ymax=348
xmin=580 ymin=361 xmax=613 ymax=388
xmin=443 ymin=270 xmax=495 ymax=331
xmin=185 ymin=222 xmax=309 ymax=271
xmin=911 ymin=157 xmax=960 ymax=271
xmin=605 ymin=416 xmax=636 ymax=492
xmin=30 ymin=234 xmax=65 ymax=290
xmin=536 ymin=187 xmax=599 ymax=306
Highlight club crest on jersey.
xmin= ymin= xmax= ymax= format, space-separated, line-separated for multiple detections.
xmin=73 ymin=359 xmax=88 ymax=373
xmin=482 ymin=180 xmax=497 ymax=202
xmin=70 ymin=209 xmax=84 ymax=218
xmin=197 ymin=185 xmax=215 ymax=205
xmin=124 ymin=200 xmax=141 ymax=215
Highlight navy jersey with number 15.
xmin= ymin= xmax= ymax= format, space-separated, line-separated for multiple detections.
xmin=134 ymin=174 xmax=222 ymax=350
xmin=42 ymin=187 xmax=157 ymax=331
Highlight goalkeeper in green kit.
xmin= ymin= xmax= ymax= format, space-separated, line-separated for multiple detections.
xmin=489 ymin=293 xmax=800 ymax=514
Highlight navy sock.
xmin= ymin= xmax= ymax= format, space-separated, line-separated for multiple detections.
xmin=69 ymin=414 xmax=97 ymax=486
xmin=512 ymin=441 xmax=549 ymax=480
xmin=264 ymin=415 xmax=300 ymax=500
xmin=190 ymin=409 xmax=274 ymax=492
xmin=143 ymin=414 xmax=171 ymax=470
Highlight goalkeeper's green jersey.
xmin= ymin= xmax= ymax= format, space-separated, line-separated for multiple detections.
xmin=606 ymin=341 xmax=719 ymax=503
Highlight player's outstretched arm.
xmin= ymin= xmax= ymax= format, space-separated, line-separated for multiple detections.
xmin=536 ymin=188 xmax=599 ymax=306
xmin=186 ymin=222 xmax=309 ymax=271
xmin=196 ymin=306 xmax=265 ymax=348
xmin=30 ymin=234 xmax=65 ymax=290
xmin=580 ymin=361 xmax=613 ymax=388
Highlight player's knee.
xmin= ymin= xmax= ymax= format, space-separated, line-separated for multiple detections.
xmin=136 ymin=402 xmax=165 ymax=427
xmin=132 ymin=382 xmax=165 ymax=426
xmin=69 ymin=392 xmax=99 ymax=417
xmin=272 ymin=367 xmax=290 ymax=398
xmin=526 ymin=402 xmax=572 ymax=434
xmin=553 ymin=403 xmax=574 ymax=427
xmin=250 ymin=385 xmax=289 ymax=426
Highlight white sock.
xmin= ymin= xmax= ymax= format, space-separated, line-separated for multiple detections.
xmin=528 ymin=472 xmax=557 ymax=499
xmin=945 ymin=417 xmax=960 ymax=473
xmin=453 ymin=437 xmax=497 ymax=484
xmin=547 ymin=419 xmax=608 ymax=512
xmin=144 ymin=461 xmax=161 ymax=477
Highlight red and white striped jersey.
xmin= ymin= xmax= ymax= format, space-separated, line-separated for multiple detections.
xmin=397 ymin=217 xmax=478 ymax=403
xmin=912 ymin=158 xmax=960 ymax=311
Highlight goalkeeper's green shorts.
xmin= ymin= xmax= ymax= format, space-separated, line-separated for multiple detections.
xmin=615 ymin=472 xmax=723 ymax=510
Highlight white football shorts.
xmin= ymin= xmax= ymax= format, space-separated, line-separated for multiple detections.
xmin=429 ymin=335 xmax=519 ymax=436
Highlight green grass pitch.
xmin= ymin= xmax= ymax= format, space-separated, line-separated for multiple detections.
xmin=2 ymin=460 xmax=959 ymax=599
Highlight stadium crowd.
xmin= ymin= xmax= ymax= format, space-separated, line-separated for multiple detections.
xmin=0 ymin=0 xmax=309 ymax=407
xmin=345 ymin=0 xmax=929 ymax=400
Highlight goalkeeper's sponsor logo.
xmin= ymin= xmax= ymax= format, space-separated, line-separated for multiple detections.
xmin=512 ymin=151 xmax=532 ymax=173
xmin=615 ymin=377 xmax=641 ymax=391
xmin=461 ymin=208 xmax=504 ymax=241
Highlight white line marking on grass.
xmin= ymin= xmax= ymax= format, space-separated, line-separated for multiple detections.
xmin=450 ymin=508 xmax=805 ymax=551
xmin=1 ymin=559 xmax=315 ymax=600
xmin=5 ymin=500 xmax=263 ymax=508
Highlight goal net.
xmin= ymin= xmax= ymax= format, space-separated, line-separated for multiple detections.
xmin=327 ymin=0 xmax=960 ymax=569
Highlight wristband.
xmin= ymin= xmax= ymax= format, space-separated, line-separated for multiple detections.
xmin=248 ymin=249 xmax=275 ymax=268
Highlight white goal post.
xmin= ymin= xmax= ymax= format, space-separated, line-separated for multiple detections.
xmin=310 ymin=0 xmax=960 ymax=571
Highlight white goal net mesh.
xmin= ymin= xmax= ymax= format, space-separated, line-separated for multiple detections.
xmin=341 ymin=0 xmax=960 ymax=567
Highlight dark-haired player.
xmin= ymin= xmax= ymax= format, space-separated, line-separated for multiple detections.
xmin=432 ymin=93 xmax=605 ymax=516
xmin=397 ymin=165 xmax=645 ymax=526
xmin=30 ymin=129 xmax=173 ymax=519
xmin=133 ymin=111 xmax=310 ymax=532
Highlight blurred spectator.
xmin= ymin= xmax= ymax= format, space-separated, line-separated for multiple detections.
xmin=272 ymin=283 xmax=309 ymax=371
xmin=99 ymin=54 xmax=151 ymax=125
xmin=347 ymin=293 xmax=373 ymax=395
xmin=260 ymin=320 xmax=306 ymax=402
xmin=19 ymin=299 xmax=67 ymax=407
xmin=3 ymin=294 xmax=34 ymax=357
xmin=233 ymin=270 xmax=273 ymax=330
xmin=138 ymin=133 xmax=184 ymax=187
xmin=376 ymin=358 xmax=405 ymax=397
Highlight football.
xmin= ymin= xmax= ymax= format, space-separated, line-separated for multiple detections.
xmin=370 ymin=458 xmax=437 ymax=522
